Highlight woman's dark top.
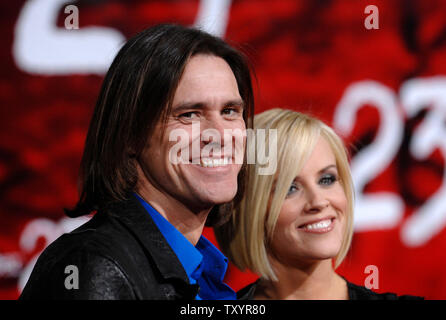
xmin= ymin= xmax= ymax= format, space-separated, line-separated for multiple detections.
xmin=237 ymin=279 xmax=424 ymax=300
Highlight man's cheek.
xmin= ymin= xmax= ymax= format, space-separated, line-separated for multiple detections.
xmin=167 ymin=129 xmax=193 ymax=164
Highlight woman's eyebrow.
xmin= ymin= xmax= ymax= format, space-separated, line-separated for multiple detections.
xmin=319 ymin=164 xmax=337 ymax=174
xmin=291 ymin=165 xmax=337 ymax=181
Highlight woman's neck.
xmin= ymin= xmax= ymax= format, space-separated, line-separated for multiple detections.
xmin=254 ymin=259 xmax=348 ymax=300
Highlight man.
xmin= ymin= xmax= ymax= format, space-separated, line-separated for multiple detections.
xmin=19 ymin=24 xmax=254 ymax=300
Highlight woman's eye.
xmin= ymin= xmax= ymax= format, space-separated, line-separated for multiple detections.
xmin=286 ymin=182 xmax=299 ymax=196
xmin=319 ymin=174 xmax=337 ymax=186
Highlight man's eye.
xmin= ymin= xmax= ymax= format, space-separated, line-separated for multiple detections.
xmin=179 ymin=112 xmax=199 ymax=119
xmin=222 ymin=107 xmax=240 ymax=116
xmin=319 ymin=174 xmax=337 ymax=186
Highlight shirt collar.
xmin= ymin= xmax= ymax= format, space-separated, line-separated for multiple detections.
xmin=134 ymin=193 xmax=202 ymax=282
xmin=134 ymin=193 xmax=236 ymax=300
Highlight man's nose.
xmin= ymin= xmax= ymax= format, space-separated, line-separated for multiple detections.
xmin=200 ymin=116 xmax=227 ymax=147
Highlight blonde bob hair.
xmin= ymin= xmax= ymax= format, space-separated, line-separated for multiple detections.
xmin=215 ymin=108 xmax=354 ymax=281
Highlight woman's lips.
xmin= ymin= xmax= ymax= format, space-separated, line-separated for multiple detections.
xmin=298 ymin=218 xmax=335 ymax=234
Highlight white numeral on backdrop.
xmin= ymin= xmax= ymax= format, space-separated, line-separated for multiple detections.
xmin=13 ymin=0 xmax=125 ymax=75
xmin=333 ymin=81 xmax=404 ymax=232
xmin=18 ymin=217 xmax=89 ymax=291
xmin=400 ymin=77 xmax=446 ymax=246
xmin=194 ymin=0 xmax=232 ymax=37
xmin=13 ymin=0 xmax=232 ymax=75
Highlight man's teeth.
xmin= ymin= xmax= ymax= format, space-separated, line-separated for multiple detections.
xmin=200 ymin=157 xmax=231 ymax=168
xmin=303 ymin=219 xmax=332 ymax=230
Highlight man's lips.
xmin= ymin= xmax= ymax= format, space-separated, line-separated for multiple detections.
xmin=188 ymin=156 xmax=235 ymax=167
xmin=199 ymin=156 xmax=232 ymax=168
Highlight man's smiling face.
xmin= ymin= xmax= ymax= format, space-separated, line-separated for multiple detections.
xmin=138 ymin=54 xmax=246 ymax=212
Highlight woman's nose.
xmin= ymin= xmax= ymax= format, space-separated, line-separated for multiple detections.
xmin=304 ymin=187 xmax=330 ymax=213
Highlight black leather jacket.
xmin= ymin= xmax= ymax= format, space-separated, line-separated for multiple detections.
xmin=19 ymin=196 xmax=199 ymax=300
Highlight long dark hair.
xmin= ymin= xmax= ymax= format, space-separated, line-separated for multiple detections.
xmin=66 ymin=24 xmax=254 ymax=226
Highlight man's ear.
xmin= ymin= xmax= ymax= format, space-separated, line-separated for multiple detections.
xmin=129 ymin=150 xmax=137 ymax=158
xmin=128 ymin=142 xmax=140 ymax=158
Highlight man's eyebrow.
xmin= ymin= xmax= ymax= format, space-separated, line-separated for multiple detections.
xmin=172 ymin=99 xmax=245 ymax=113
xmin=223 ymin=99 xmax=245 ymax=109
xmin=171 ymin=102 xmax=206 ymax=113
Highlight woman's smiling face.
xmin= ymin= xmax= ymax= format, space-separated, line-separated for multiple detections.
xmin=270 ymin=136 xmax=348 ymax=266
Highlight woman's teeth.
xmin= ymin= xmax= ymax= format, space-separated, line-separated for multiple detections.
xmin=302 ymin=219 xmax=332 ymax=230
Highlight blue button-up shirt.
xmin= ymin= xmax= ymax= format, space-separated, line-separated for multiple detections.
xmin=134 ymin=193 xmax=236 ymax=300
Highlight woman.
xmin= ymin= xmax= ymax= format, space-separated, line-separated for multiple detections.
xmin=215 ymin=108 xmax=422 ymax=300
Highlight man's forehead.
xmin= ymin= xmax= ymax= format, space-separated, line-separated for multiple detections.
xmin=183 ymin=54 xmax=232 ymax=74
xmin=175 ymin=55 xmax=238 ymax=88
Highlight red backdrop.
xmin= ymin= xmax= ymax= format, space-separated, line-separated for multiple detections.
xmin=1 ymin=0 xmax=446 ymax=299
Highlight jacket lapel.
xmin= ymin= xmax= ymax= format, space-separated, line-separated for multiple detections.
xmin=106 ymin=196 xmax=191 ymax=284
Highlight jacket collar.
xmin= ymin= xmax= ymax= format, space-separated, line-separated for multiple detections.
xmin=106 ymin=195 xmax=191 ymax=285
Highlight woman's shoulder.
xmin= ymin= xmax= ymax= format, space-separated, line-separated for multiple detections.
xmin=237 ymin=280 xmax=259 ymax=300
xmin=237 ymin=279 xmax=424 ymax=300
xmin=346 ymin=281 xmax=424 ymax=300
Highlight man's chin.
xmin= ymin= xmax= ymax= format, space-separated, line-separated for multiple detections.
xmin=195 ymin=185 xmax=238 ymax=206
xmin=207 ymin=191 xmax=237 ymax=205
